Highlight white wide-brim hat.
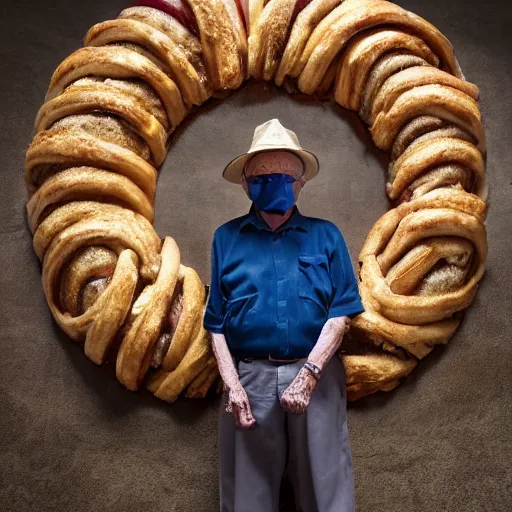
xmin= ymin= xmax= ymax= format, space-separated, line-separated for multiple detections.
xmin=222 ymin=118 xmax=320 ymax=184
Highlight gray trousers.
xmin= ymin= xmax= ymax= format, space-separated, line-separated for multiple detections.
xmin=218 ymin=356 xmax=355 ymax=512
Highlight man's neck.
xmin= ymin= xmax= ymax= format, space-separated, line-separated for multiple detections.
xmin=256 ymin=206 xmax=295 ymax=232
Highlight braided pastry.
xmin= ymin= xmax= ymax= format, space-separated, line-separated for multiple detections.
xmin=25 ymin=0 xmax=488 ymax=402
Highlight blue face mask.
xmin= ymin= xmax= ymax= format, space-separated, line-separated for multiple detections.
xmin=246 ymin=173 xmax=297 ymax=214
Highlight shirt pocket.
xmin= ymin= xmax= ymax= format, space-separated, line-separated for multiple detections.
xmin=225 ymin=293 xmax=258 ymax=333
xmin=297 ymin=254 xmax=332 ymax=314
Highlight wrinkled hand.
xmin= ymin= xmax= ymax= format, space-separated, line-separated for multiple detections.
xmin=224 ymin=383 xmax=256 ymax=429
xmin=279 ymin=367 xmax=318 ymax=414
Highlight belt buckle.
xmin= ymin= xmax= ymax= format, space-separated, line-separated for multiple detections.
xmin=268 ymin=354 xmax=300 ymax=364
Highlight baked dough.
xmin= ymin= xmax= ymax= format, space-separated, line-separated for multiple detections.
xmin=25 ymin=0 xmax=488 ymax=402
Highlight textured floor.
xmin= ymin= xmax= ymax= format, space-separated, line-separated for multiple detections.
xmin=1 ymin=1 xmax=511 ymax=511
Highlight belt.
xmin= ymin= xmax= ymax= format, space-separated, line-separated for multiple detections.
xmin=240 ymin=354 xmax=302 ymax=364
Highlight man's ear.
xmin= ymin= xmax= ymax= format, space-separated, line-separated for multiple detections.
xmin=299 ymin=178 xmax=306 ymax=188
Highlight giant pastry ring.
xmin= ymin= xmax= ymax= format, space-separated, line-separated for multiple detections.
xmin=25 ymin=0 xmax=488 ymax=402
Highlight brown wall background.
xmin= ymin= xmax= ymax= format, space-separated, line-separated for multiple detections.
xmin=1 ymin=1 xmax=511 ymax=510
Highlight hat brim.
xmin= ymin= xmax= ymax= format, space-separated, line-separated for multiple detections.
xmin=222 ymin=147 xmax=320 ymax=184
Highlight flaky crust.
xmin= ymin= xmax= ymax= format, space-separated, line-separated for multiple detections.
xmin=147 ymin=325 xmax=213 ymax=403
xmin=25 ymin=0 xmax=488 ymax=402
xmin=248 ymin=0 xmax=296 ymax=81
xmin=275 ymin=0 xmax=342 ymax=86
xmin=46 ymin=46 xmax=187 ymax=129
xmin=388 ymin=137 xmax=487 ymax=202
xmin=370 ymin=84 xmax=486 ymax=154
xmin=334 ymin=28 xmax=440 ymax=112
xmin=25 ymin=122 xmax=158 ymax=201
xmin=369 ymin=66 xmax=479 ymax=125
xmin=84 ymin=18 xmax=211 ymax=107
xmin=116 ymin=236 xmax=181 ymax=391
xmin=26 ymin=167 xmax=155 ymax=232
xmin=296 ymin=0 xmax=466 ymax=94
xmin=161 ymin=265 xmax=206 ymax=371
xmin=187 ymin=0 xmax=248 ymax=90
xmin=36 ymin=82 xmax=168 ymax=166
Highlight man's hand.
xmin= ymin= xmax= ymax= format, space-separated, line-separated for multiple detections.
xmin=224 ymin=382 xmax=257 ymax=429
xmin=279 ymin=366 xmax=318 ymax=414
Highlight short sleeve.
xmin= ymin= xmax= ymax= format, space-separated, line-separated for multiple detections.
xmin=203 ymin=231 xmax=227 ymax=333
xmin=327 ymin=227 xmax=365 ymax=320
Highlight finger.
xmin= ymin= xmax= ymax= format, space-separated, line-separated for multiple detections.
xmin=243 ymin=405 xmax=256 ymax=425
xmin=295 ymin=401 xmax=306 ymax=414
xmin=234 ymin=406 xmax=254 ymax=429
xmin=237 ymin=399 xmax=254 ymax=423
xmin=240 ymin=415 xmax=256 ymax=429
xmin=233 ymin=403 xmax=249 ymax=428
xmin=280 ymin=398 xmax=291 ymax=413
xmin=237 ymin=397 xmax=256 ymax=426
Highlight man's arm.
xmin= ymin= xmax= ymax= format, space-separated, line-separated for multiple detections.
xmin=279 ymin=315 xmax=351 ymax=414
xmin=314 ymin=226 xmax=364 ymax=370
xmin=211 ymin=332 xmax=243 ymax=391
xmin=280 ymin=227 xmax=364 ymax=413
xmin=203 ymin=232 xmax=255 ymax=428
xmin=307 ymin=315 xmax=351 ymax=370
xmin=211 ymin=333 xmax=256 ymax=429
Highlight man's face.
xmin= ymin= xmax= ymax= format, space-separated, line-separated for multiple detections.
xmin=241 ymin=150 xmax=306 ymax=202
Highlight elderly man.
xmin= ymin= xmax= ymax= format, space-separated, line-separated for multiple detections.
xmin=203 ymin=119 xmax=364 ymax=512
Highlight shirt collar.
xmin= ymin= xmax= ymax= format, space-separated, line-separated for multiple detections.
xmin=239 ymin=203 xmax=307 ymax=233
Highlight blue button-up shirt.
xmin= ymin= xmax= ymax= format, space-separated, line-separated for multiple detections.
xmin=203 ymin=204 xmax=365 ymax=359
